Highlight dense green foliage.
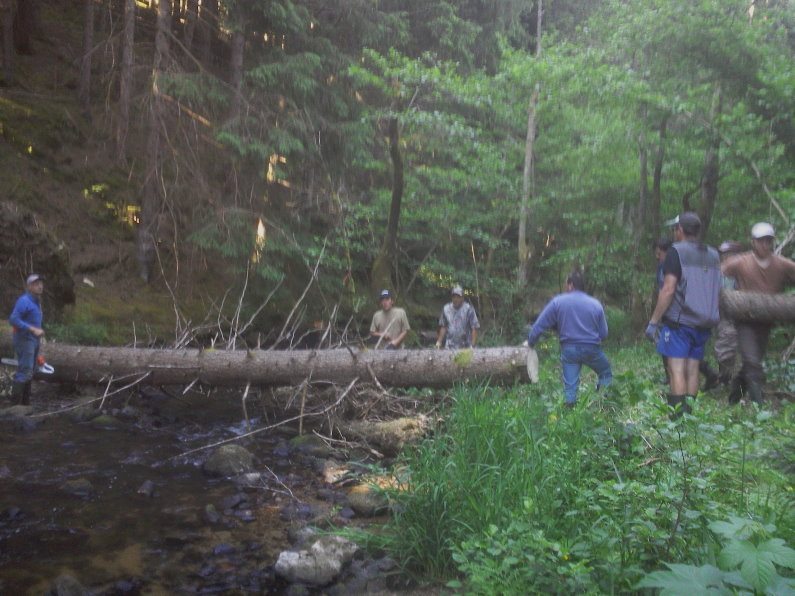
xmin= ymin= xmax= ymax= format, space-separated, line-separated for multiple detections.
xmin=356 ymin=349 xmax=795 ymax=593
xmin=71 ymin=0 xmax=794 ymax=332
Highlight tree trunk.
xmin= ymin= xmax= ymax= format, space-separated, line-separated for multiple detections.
xmin=650 ymin=115 xmax=667 ymax=232
xmin=197 ymin=0 xmax=217 ymax=65
xmin=371 ymin=117 xmax=403 ymax=294
xmin=116 ymin=0 xmax=135 ymax=164
xmin=720 ymin=290 xmax=795 ymax=324
xmin=0 ymin=0 xmax=13 ymax=86
xmin=229 ymin=19 xmax=245 ymax=122
xmin=13 ymin=0 xmax=35 ymax=55
xmin=2 ymin=342 xmax=533 ymax=388
xmin=517 ymin=0 xmax=543 ymax=288
xmin=78 ymin=0 xmax=94 ymax=119
xmin=138 ymin=0 xmax=170 ymax=281
xmin=698 ymin=81 xmax=722 ymax=237
xmin=182 ymin=0 xmax=196 ymax=52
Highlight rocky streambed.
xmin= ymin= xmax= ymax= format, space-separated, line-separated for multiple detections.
xmin=0 ymin=379 xmax=440 ymax=595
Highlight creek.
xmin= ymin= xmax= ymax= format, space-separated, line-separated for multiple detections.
xmin=0 ymin=384 xmax=350 ymax=595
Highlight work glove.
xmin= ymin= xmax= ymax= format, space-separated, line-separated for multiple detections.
xmin=645 ymin=322 xmax=659 ymax=343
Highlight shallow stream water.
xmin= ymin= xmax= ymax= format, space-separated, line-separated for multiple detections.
xmin=0 ymin=385 xmax=334 ymax=595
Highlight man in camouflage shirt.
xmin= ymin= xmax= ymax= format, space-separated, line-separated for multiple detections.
xmin=436 ymin=285 xmax=480 ymax=349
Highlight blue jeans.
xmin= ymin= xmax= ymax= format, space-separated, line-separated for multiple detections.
xmin=13 ymin=333 xmax=39 ymax=384
xmin=560 ymin=343 xmax=612 ymax=404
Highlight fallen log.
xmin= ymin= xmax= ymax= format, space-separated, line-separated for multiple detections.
xmin=0 ymin=333 xmax=530 ymax=388
xmin=720 ymin=290 xmax=795 ymax=323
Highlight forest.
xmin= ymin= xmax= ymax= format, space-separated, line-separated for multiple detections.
xmin=0 ymin=0 xmax=794 ymax=594
xmin=2 ymin=0 xmax=793 ymax=341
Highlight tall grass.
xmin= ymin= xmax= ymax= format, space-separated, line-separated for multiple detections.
xmin=368 ymin=350 xmax=795 ymax=594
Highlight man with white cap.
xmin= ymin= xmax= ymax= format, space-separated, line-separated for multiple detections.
xmin=370 ymin=289 xmax=410 ymax=349
xmin=721 ymin=222 xmax=795 ymax=403
xmin=436 ymin=285 xmax=480 ymax=349
xmin=8 ymin=274 xmax=46 ymax=405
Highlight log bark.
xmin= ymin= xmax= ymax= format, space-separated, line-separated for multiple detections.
xmin=0 ymin=334 xmax=531 ymax=388
xmin=720 ymin=290 xmax=795 ymax=324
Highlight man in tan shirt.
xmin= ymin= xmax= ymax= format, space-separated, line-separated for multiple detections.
xmin=370 ymin=290 xmax=410 ymax=349
xmin=722 ymin=222 xmax=795 ymax=403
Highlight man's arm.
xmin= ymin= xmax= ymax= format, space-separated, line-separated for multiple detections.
xmin=470 ymin=328 xmax=478 ymax=347
xmin=436 ymin=327 xmax=446 ymax=349
xmin=527 ymin=300 xmax=556 ymax=347
xmin=650 ymin=273 xmax=677 ymax=324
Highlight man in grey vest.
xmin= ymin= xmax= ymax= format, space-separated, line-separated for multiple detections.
xmin=645 ymin=212 xmax=721 ymax=417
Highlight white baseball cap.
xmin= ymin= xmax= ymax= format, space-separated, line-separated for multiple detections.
xmin=751 ymin=222 xmax=775 ymax=239
xmin=26 ymin=274 xmax=43 ymax=284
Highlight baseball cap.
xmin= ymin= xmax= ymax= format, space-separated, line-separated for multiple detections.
xmin=26 ymin=274 xmax=43 ymax=284
xmin=451 ymin=285 xmax=464 ymax=296
xmin=663 ymin=215 xmax=679 ymax=227
xmin=751 ymin=222 xmax=775 ymax=239
xmin=677 ymin=212 xmax=701 ymax=229
xmin=379 ymin=289 xmax=392 ymax=299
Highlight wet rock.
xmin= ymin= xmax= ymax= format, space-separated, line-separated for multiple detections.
xmin=89 ymin=414 xmax=124 ymax=429
xmin=274 ymin=534 xmax=359 ymax=586
xmin=273 ymin=442 xmax=291 ymax=458
xmin=219 ymin=492 xmax=248 ymax=510
xmin=10 ymin=412 xmax=40 ymax=432
xmin=321 ymin=460 xmax=350 ymax=485
xmin=59 ymin=478 xmax=95 ymax=498
xmin=203 ymin=504 xmax=221 ymax=524
xmin=290 ymin=433 xmax=336 ymax=458
xmin=213 ymin=543 xmax=236 ymax=556
xmin=46 ymin=572 xmax=92 ymax=596
xmin=345 ymin=484 xmax=389 ymax=517
xmin=0 ymin=404 xmax=34 ymax=420
xmin=203 ymin=444 xmax=255 ymax=477
xmin=337 ymin=506 xmax=355 ymax=519
xmin=233 ymin=472 xmax=264 ymax=488
xmin=136 ymin=480 xmax=156 ymax=498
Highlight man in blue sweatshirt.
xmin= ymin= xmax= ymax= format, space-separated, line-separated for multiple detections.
xmin=8 ymin=274 xmax=46 ymax=405
xmin=527 ymin=272 xmax=612 ymax=407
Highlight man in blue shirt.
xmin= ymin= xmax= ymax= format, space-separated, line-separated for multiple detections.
xmin=8 ymin=274 xmax=46 ymax=405
xmin=527 ymin=272 xmax=612 ymax=407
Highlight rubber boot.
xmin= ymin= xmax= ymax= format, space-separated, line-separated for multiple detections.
xmin=700 ymin=361 xmax=720 ymax=392
xmin=11 ymin=381 xmax=25 ymax=405
xmin=745 ymin=380 xmax=764 ymax=405
xmin=667 ymin=395 xmax=687 ymax=420
xmin=718 ymin=362 xmax=733 ymax=387
xmin=21 ymin=381 xmax=31 ymax=406
xmin=727 ymin=375 xmax=745 ymax=405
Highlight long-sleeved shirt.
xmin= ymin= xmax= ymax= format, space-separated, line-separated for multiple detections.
xmin=9 ymin=292 xmax=43 ymax=340
xmin=527 ymin=290 xmax=608 ymax=347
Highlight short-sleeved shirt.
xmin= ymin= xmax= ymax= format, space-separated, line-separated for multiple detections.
xmin=438 ymin=302 xmax=480 ymax=349
xmin=370 ymin=307 xmax=410 ymax=348
xmin=722 ymin=252 xmax=795 ymax=294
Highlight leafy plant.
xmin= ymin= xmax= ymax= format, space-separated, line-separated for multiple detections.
xmin=637 ymin=516 xmax=795 ymax=594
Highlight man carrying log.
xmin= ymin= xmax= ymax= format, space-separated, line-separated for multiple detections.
xmin=721 ymin=222 xmax=795 ymax=404
xmin=370 ymin=289 xmax=410 ymax=349
xmin=527 ymin=271 xmax=611 ymax=408
xmin=8 ymin=274 xmax=45 ymax=405
xmin=646 ymin=212 xmax=721 ymax=417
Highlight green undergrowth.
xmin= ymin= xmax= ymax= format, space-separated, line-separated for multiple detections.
xmin=354 ymin=350 xmax=795 ymax=595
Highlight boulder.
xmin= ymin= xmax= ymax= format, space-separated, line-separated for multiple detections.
xmin=274 ymin=534 xmax=359 ymax=586
xmin=203 ymin=444 xmax=255 ymax=477
xmin=345 ymin=484 xmax=389 ymax=517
